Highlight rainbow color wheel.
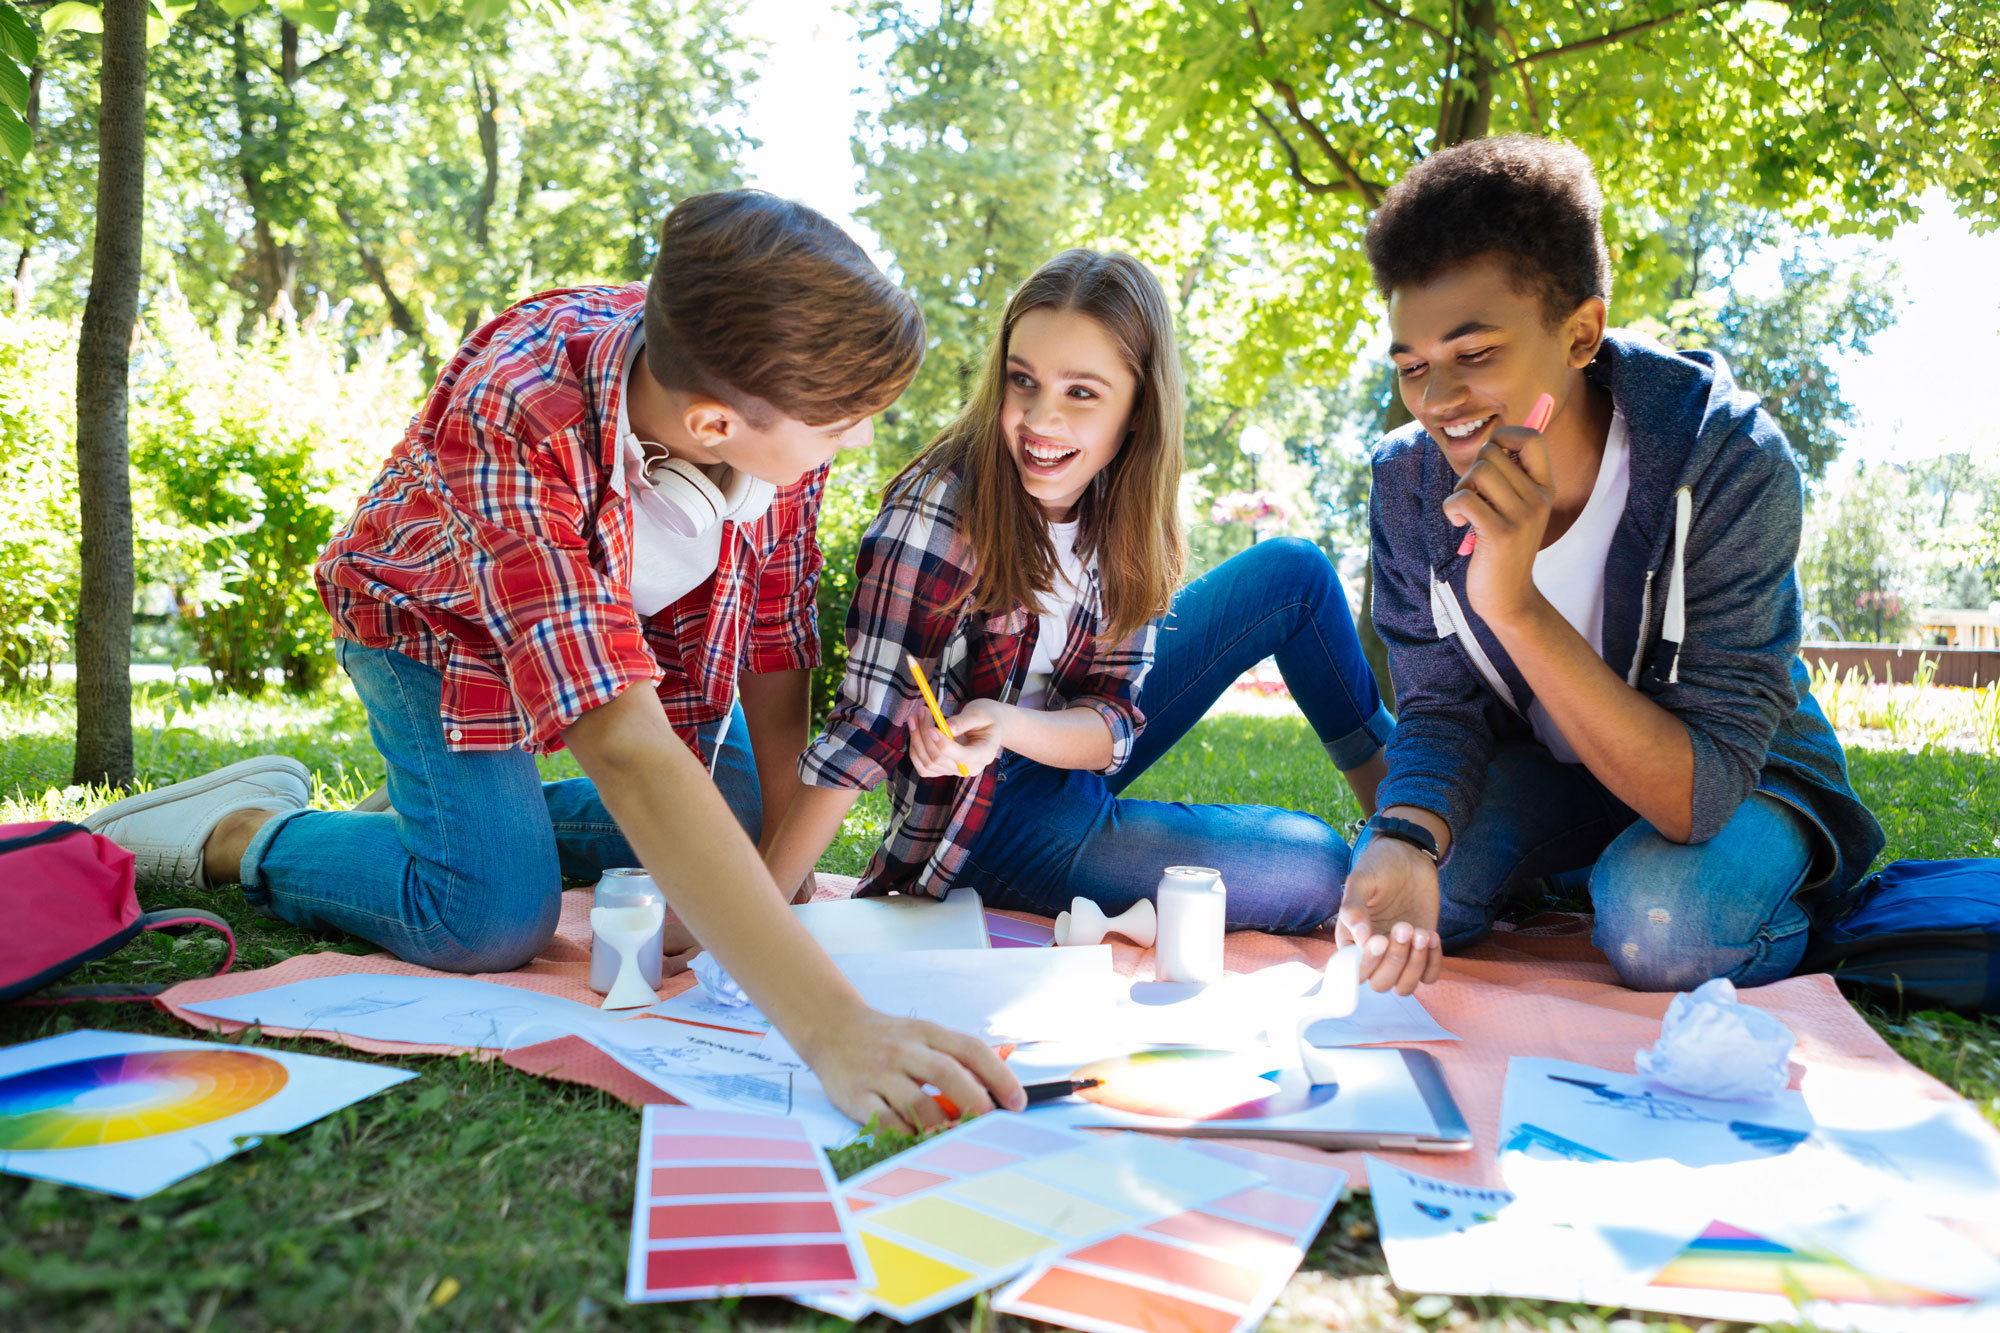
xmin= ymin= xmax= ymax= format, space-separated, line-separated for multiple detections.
xmin=1649 ymin=1222 xmax=1970 ymax=1307
xmin=0 ymin=1050 xmax=288 ymax=1151
xmin=1070 ymin=1047 xmax=1337 ymax=1121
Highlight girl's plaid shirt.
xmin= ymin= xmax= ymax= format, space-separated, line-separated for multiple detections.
xmin=799 ymin=468 xmax=1154 ymax=896
xmin=315 ymin=284 xmax=825 ymax=756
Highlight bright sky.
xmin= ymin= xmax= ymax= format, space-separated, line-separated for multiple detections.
xmin=732 ymin=2 xmax=2000 ymax=469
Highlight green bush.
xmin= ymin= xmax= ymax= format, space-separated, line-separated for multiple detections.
xmin=812 ymin=459 xmax=880 ymax=721
xmin=131 ymin=291 xmax=423 ymax=695
xmin=0 ymin=317 xmax=80 ymax=691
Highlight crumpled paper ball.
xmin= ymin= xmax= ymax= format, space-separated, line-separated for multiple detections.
xmin=1634 ymin=977 xmax=1794 ymax=1101
xmin=689 ymin=951 xmax=752 ymax=1008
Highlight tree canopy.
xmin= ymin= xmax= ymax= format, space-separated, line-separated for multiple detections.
xmin=6 ymin=0 xmax=753 ymax=347
xmin=978 ymin=0 xmax=1995 ymax=397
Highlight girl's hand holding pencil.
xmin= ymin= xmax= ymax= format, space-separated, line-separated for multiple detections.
xmin=910 ymin=697 xmax=1010 ymax=778
xmin=906 ymin=652 xmax=1009 ymax=779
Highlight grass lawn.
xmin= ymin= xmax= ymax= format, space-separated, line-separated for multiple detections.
xmin=2 ymin=677 xmax=1997 ymax=1332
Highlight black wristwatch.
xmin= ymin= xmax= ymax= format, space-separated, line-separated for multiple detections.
xmin=1365 ymin=813 xmax=1440 ymax=865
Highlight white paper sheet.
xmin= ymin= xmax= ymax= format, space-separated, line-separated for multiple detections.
xmin=182 ymin=974 xmax=631 ymax=1050
xmin=743 ymin=946 xmax=1123 ymax=1066
xmin=791 ymin=885 xmax=989 ymax=954
xmin=0 ymin=1029 xmax=414 ymax=1198
xmin=584 ymin=1015 xmax=805 ymax=1075
xmin=1369 ymin=1156 xmax=2000 ymax=1331
xmin=586 ymin=1050 xmax=861 ymax=1147
xmin=1105 ymin=962 xmax=1456 ymax=1049
xmin=1499 ymin=1055 xmax=1816 ymax=1171
xmin=1802 ymin=1065 xmax=2000 ymax=1228
xmin=1501 ymin=1055 xmax=2000 ymax=1242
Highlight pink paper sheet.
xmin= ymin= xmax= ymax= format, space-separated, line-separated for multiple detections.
xmin=159 ymin=880 xmax=1966 ymax=1188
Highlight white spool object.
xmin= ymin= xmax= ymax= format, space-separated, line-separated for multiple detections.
xmin=593 ymin=903 xmax=668 ymax=1009
xmin=1269 ymin=944 xmax=1365 ymax=1085
xmin=1154 ymin=866 xmax=1226 ymax=985
xmin=1053 ymin=897 xmax=1158 ymax=948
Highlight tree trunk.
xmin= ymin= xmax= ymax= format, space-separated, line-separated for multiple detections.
xmin=72 ymin=0 xmax=148 ymax=790
xmin=233 ymin=20 xmax=299 ymax=314
xmin=1436 ymin=0 xmax=1497 ymax=148
xmin=468 ymin=62 xmax=500 ymax=247
xmin=339 ymin=203 xmax=437 ymax=378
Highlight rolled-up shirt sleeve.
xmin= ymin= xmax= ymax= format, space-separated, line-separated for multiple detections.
xmin=1065 ymin=616 xmax=1153 ymax=776
xmin=798 ymin=481 xmax=961 ymax=793
xmin=440 ymin=409 xmax=659 ymax=750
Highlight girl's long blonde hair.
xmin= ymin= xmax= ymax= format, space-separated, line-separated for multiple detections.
xmin=893 ymin=249 xmax=1188 ymax=642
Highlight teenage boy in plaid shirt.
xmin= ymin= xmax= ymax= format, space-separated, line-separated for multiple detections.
xmin=87 ymin=192 xmax=1026 ymax=1130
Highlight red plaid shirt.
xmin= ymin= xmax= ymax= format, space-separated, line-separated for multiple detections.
xmin=316 ymin=284 xmax=825 ymax=755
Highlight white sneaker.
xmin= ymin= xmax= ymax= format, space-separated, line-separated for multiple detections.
xmin=83 ymin=755 xmax=312 ymax=891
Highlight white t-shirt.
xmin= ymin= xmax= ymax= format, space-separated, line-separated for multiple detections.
xmin=1526 ymin=409 xmax=1632 ymax=763
xmin=617 ymin=336 xmax=724 ymax=617
xmin=1016 ymin=519 xmax=1088 ymax=711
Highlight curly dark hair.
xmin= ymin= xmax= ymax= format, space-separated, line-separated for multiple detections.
xmin=1364 ymin=136 xmax=1611 ymax=325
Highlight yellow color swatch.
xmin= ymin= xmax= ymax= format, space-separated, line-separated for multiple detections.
xmin=868 ymin=1195 xmax=1053 ymax=1267
xmin=948 ymin=1173 xmax=1137 ymax=1239
xmin=861 ymin=1233 xmax=973 ymax=1308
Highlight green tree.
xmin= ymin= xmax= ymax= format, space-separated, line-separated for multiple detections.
xmin=852 ymin=0 xmax=1096 ymax=464
xmin=993 ymin=0 xmax=1995 ymax=400
xmin=1637 ymin=200 xmax=1900 ymax=484
xmin=44 ymin=0 xmax=570 ymax=784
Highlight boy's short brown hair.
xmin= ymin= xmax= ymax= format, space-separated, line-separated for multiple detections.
xmin=644 ymin=191 xmax=925 ymax=428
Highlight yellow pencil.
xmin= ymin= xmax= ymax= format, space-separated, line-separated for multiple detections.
xmin=905 ymin=653 xmax=970 ymax=777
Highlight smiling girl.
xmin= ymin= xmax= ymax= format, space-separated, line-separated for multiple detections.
xmin=764 ymin=250 xmax=1393 ymax=930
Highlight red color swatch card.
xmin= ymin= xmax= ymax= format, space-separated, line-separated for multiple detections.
xmin=992 ymin=1140 xmax=1348 ymax=1333
xmin=624 ymin=1106 xmax=873 ymax=1303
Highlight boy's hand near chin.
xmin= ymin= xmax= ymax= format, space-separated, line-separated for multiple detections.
xmin=1443 ymin=425 xmax=1557 ymax=627
xmin=1336 ymin=836 xmax=1445 ymax=995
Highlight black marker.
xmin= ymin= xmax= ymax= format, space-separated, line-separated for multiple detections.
xmin=1022 ymin=1077 xmax=1103 ymax=1105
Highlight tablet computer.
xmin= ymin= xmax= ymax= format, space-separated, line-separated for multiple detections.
xmin=1003 ymin=1043 xmax=1472 ymax=1152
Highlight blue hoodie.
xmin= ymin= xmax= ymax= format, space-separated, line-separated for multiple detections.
xmin=1369 ymin=330 xmax=1885 ymax=919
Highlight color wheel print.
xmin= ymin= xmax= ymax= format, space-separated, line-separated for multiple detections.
xmin=1068 ymin=1048 xmax=1337 ymax=1121
xmin=0 ymin=1050 xmax=288 ymax=1150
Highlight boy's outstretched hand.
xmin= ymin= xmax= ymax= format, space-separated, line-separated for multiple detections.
xmin=806 ymin=1004 xmax=1026 ymax=1135
xmin=1336 ymin=834 xmax=1445 ymax=995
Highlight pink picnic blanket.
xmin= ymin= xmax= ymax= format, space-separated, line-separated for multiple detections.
xmin=158 ymin=877 xmax=1969 ymax=1189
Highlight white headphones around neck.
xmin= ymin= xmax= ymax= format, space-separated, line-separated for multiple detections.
xmin=628 ymin=434 xmax=776 ymax=538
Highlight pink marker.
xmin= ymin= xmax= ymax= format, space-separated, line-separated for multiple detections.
xmin=1456 ymin=392 xmax=1556 ymax=557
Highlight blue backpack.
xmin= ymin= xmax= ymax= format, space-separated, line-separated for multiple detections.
xmin=1802 ymin=859 xmax=2000 ymax=1014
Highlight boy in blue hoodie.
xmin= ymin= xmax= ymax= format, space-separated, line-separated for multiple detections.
xmin=1338 ymin=136 xmax=1884 ymax=996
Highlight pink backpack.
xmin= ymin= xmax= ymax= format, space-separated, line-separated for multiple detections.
xmin=0 ymin=820 xmax=236 ymax=1002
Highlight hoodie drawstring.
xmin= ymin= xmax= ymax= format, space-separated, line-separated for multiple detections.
xmin=1662 ymin=486 xmax=1692 ymax=684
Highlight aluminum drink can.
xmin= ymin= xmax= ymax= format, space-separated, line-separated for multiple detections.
xmin=1155 ymin=865 xmax=1227 ymax=985
xmin=591 ymin=868 xmax=665 ymax=994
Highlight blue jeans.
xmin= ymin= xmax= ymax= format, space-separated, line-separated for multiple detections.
xmin=238 ymin=642 xmax=761 ymax=972
xmin=1424 ymin=743 xmax=1818 ymax=991
xmin=958 ymin=538 xmax=1394 ymax=933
